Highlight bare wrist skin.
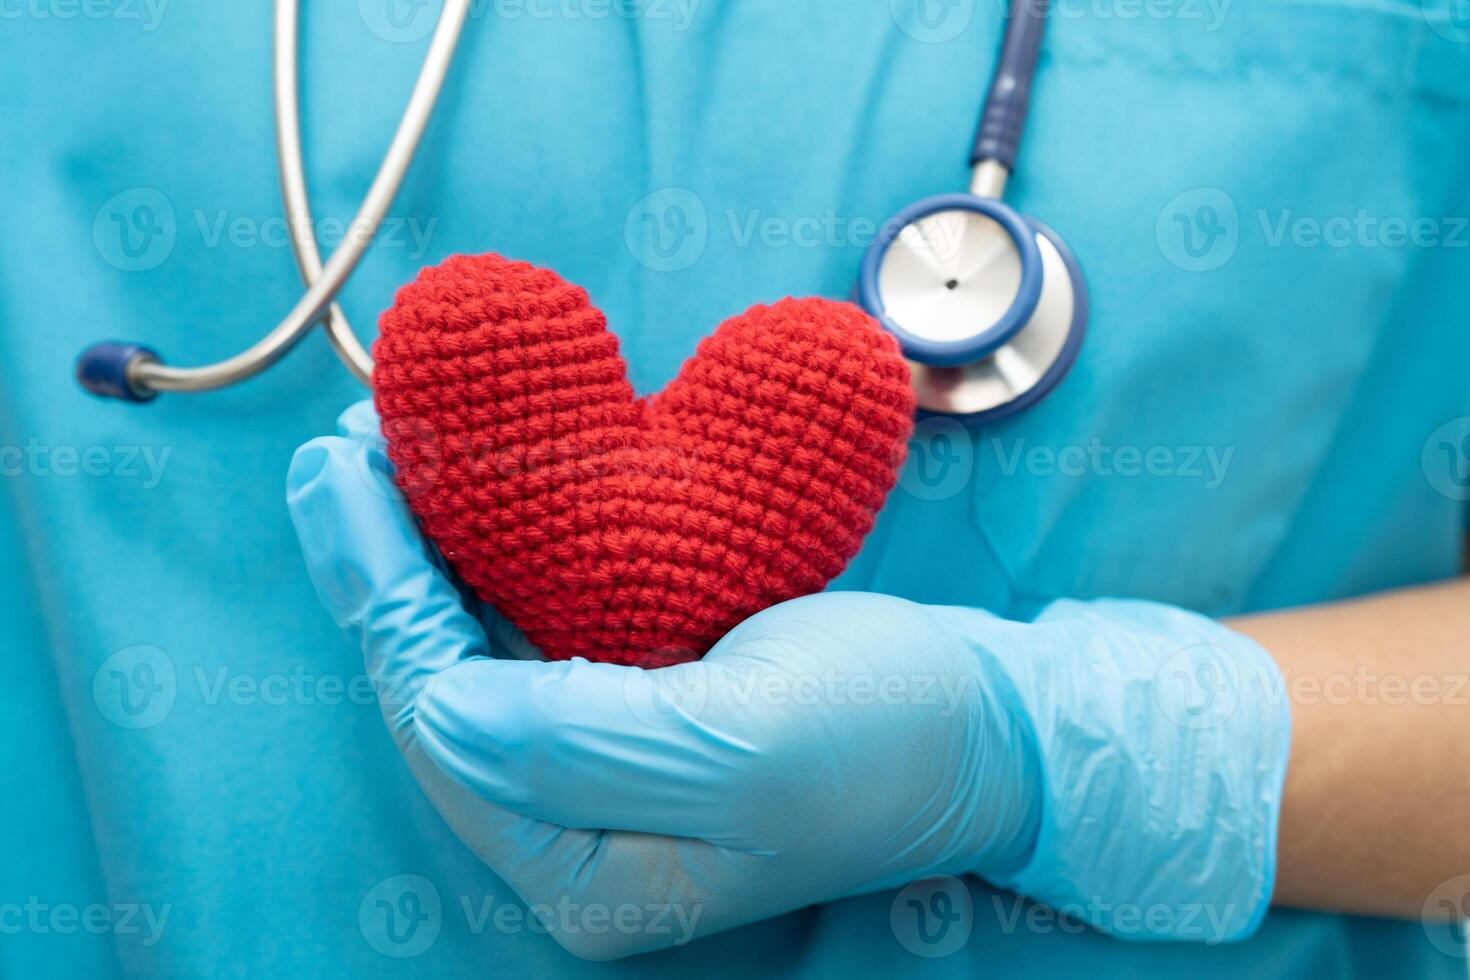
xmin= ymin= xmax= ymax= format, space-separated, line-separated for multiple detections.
xmin=1227 ymin=575 xmax=1470 ymax=919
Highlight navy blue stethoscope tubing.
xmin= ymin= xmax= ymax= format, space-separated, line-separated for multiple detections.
xmin=857 ymin=0 xmax=1054 ymax=368
xmin=972 ymin=0 xmax=1049 ymax=171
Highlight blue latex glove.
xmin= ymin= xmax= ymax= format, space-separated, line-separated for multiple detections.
xmin=287 ymin=402 xmax=1291 ymax=960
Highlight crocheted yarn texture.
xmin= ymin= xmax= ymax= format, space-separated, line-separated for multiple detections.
xmin=374 ymin=253 xmax=915 ymax=667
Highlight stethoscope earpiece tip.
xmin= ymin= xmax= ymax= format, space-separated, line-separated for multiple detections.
xmin=76 ymin=342 xmax=160 ymax=403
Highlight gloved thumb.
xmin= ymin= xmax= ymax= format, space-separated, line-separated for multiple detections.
xmin=286 ymin=403 xmax=490 ymax=743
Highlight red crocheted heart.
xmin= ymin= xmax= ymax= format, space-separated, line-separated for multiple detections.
xmin=373 ymin=254 xmax=915 ymax=667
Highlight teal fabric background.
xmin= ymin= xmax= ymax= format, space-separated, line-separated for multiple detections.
xmin=3 ymin=0 xmax=1468 ymax=975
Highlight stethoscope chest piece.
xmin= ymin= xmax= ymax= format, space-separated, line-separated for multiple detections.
xmin=858 ymin=194 xmax=1087 ymax=419
xmin=856 ymin=0 xmax=1087 ymax=420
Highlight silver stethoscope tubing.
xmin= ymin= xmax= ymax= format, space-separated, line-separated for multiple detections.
xmin=76 ymin=0 xmax=471 ymax=401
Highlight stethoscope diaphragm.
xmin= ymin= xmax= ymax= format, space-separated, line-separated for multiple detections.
xmin=858 ymin=193 xmax=1087 ymax=419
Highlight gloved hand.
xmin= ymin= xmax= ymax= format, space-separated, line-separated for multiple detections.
xmin=286 ymin=401 xmax=1291 ymax=961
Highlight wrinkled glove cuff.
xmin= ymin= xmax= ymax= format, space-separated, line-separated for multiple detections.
xmin=983 ymin=598 xmax=1291 ymax=944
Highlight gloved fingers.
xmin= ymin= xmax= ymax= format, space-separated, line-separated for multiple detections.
xmin=402 ymin=739 xmax=739 ymax=961
xmin=489 ymin=830 xmax=776 ymax=960
xmin=411 ymin=655 xmax=757 ymax=844
xmin=482 ymin=609 xmax=545 ymax=662
xmin=471 ymin=820 xmax=868 ymax=960
xmin=393 ymin=744 xmax=634 ymax=948
xmin=412 ymin=742 xmax=812 ymax=964
xmin=411 ymin=592 xmax=1003 ymax=848
xmin=335 ymin=398 xmax=382 ymax=441
xmin=286 ymin=414 xmax=490 ymax=740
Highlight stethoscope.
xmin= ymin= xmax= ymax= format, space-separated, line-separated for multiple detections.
xmin=78 ymin=0 xmax=1085 ymax=421
xmin=859 ymin=0 xmax=1086 ymax=417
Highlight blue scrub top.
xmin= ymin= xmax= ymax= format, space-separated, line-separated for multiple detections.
xmin=4 ymin=1 xmax=1469 ymax=976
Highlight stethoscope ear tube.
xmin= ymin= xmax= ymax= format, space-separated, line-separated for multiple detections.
xmin=274 ymin=0 xmax=373 ymax=387
xmin=75 ymin=0 xmax=472 ymax=401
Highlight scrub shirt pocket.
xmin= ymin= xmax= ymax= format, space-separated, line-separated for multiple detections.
xmin=953 ymin=0 xmax=1470 ymax=614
